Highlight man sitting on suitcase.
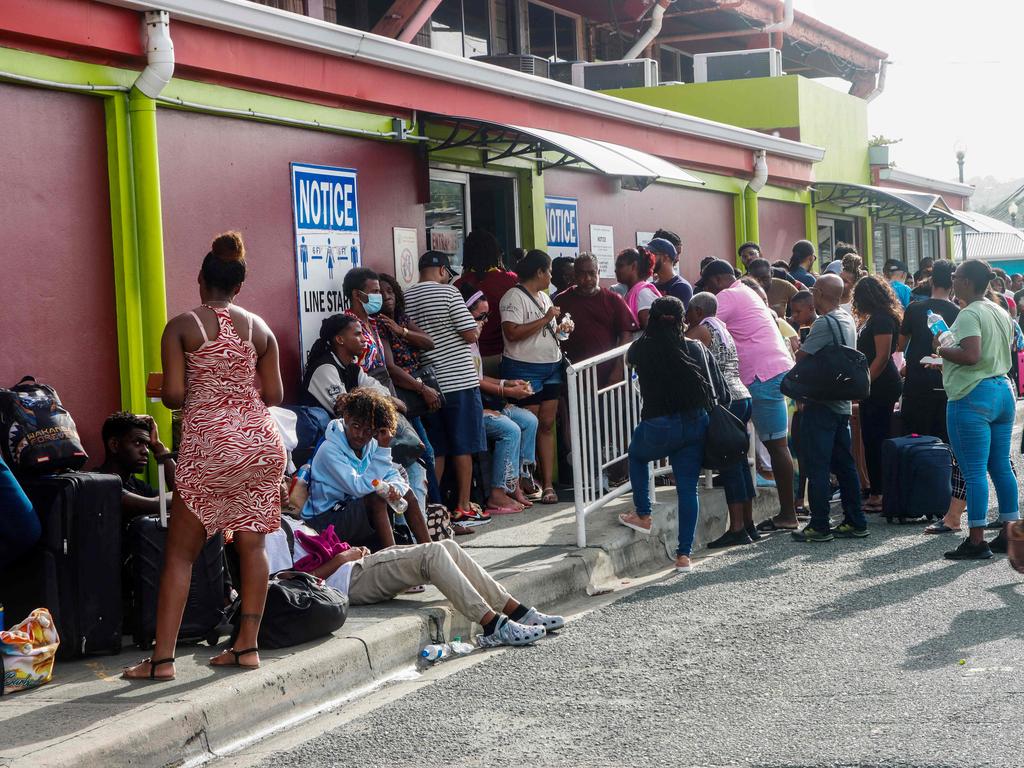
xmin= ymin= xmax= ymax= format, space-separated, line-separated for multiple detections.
xmin=302 ymin=388 xmax=431 ymax=551
xmin=95 ymin=412 xmax=174 ymax=528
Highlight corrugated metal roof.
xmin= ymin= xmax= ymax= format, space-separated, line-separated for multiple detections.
xmin=952 ymin=211 xmax=1024 ymax=260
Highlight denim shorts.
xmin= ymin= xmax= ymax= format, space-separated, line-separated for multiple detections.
xmin=422 ymin=386 xmax=486 ymax=456
xmin=499 ymin=357 xmax=563 ymax=404
xmin=748 ymin=372 xmax=789 ymax=441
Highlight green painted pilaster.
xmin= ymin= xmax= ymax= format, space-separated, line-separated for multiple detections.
xmin=863 ymin=212 xmax=874 ymax=272
xmin=519 ymin=166 xmax=547 ymax=251
xmin=732 ymin=193 xmax=746 ymax=264
xmin=104 ymin=94 xmax=148 ymax=417
xmin=743 ymin=185 xmax=759 ymax=264
xmin=128 ymin=88 xmax=171 ymax=442
xmin=805 ymin=203 xmax=818 ymax=247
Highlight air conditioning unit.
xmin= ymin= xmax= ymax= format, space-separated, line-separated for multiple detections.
xmin=472 ymin=54 xmax=550 ymax=78
xmin=571 ymin=58 xmax=659 ymax=91
xmin=693 ymin=48 xmax=783 ymax=83
xmin=548 ymin=61 xmax=581 ymax=85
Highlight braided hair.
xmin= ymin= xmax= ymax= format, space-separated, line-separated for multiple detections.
xmin=628 ymin=296 xmax=713 ymax=414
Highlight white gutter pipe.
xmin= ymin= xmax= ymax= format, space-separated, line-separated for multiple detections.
xmin=864 ymin=59 xmax=889 ymax=103
xmin=134 ymin=9 xmax=174 ymax=98
xmin=624 ymin=0 xmax=672 ymax=60
xmin=762 ymin=0 xmax=794 ymax=34
xmin=749 ymin=149 xmax=768 ymax=193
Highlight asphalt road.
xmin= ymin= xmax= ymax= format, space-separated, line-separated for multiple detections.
xmin=248 ymin=522 xmax=1024 ymax=768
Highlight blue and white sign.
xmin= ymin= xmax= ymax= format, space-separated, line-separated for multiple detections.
xmin=545 ymin=196 xmax=579 ymax=260
xmin=291 ymin=163 xmax=361 ymax=367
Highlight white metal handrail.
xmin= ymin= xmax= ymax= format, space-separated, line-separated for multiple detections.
xmin=566 ymin=343 xmax=758 ymax=548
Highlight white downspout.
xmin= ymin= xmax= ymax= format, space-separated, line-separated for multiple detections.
xmin=762 ymin=0 xmax=794 ymax=33
xmin=749 ymin=150 xmax=768 ymax=193
xmin=624 ymin=0 xmax=673 ymax=60
xmin=865 ymin=59 xmax=889 ymax=103
xmin=133 ymin=10 xmax=175 ymax=98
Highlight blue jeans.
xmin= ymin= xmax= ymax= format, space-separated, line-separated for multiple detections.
xmin=0 ymin=455 xmax=39 ymax=569
xmin=720 ymin=398 xmax=755 ymax=505
xmin=484 ymin=406 xmax=539 ymax=493
xmin=800 ymin=403 xmax=864 ymax=532
xmin=947 ymin=376 xmax=1019 ymax=529
xmin=628 ymin=410 xmax=709 ymax=557
xmin=410 ymin=416 xmax=441 ymax=504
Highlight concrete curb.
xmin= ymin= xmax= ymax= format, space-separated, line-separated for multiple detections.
xmin=3 ymin=487 xmax=775 ymax=768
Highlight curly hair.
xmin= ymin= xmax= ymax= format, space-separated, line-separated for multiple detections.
xmin=852 ymin=274 xmax=902 ymax=325
xmin=840 ymin=252 xmax=865 ymax=278
xmin=102 ymin=411 xmax=151 ymax=445
xmin=335 ymin=387 xmax=398 ymax=432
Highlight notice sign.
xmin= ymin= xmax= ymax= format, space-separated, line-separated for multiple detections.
xmin=393 ymin=227 xmax=419 ymax=291
xmin=291 ymin=163 xmax=361 ymax=368
xmin=590 ymin=224 xmax=616 ymax=279
xmin=545 ymin=196 xmax=579 ymax=259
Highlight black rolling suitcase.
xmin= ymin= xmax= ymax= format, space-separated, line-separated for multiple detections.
xmin=127 ymin=462 xmax=229 ymax=649
xmin=0 ymin=471 xmax=123 ymax=659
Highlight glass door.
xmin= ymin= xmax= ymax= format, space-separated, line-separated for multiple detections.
xmin=426 ymin=170 xmax=470 ymax=269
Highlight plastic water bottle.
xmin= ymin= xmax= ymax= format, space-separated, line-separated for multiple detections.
xmin=556 ymin=312 xmax=574 ymax=341
xmin=372 ymin=479 xmax=408 ymax=514
xmin=927 ymin=311 xmax=955 ymax=347
xmin=421 ymin=640 xmax=475 ymax=662
xmin=0 ymin=602 xmax=4 ymax=631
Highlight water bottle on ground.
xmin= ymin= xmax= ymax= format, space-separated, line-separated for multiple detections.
xmin=927 ymin=311 xmax=955 ymax=347
xmin=421 ymin=639 xmax=475 ymax=662
xmin=372 ymin=479 xmax=408 ymax=514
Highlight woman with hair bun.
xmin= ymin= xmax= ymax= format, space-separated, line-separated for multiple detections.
xmin=614 ymin=247 xmax=662 ymax=329
xmin=935 ymin=259 xmax=1019 ymax=561
xmin=123 ymin=231 xmax=286 ymax=681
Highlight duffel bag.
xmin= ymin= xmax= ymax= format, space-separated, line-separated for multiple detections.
xmin=229 ymin=570 xmax=348 ymax=649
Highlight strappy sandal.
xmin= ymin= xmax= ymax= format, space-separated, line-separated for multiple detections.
xmin=121 ymin=657 xmax=175 ymax=681
xmin=540 ymin=487 xmax=559 ymax=504
xmin=210 ymin=647 xmax=260 ymax=669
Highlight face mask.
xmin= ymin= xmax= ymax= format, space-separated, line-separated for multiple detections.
xmin=362 ymin=293 xmax=383 ymax=315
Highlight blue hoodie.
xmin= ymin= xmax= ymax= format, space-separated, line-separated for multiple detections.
xmin=302 ymin=419 xmax=409 ymax=520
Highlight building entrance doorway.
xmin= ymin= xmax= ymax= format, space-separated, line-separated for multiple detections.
xmin=426 ymin=169 xmax=518 ymax=269
xmin=817 ymin=215 xmax=858 ymax=264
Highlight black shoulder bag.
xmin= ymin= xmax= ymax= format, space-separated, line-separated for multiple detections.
xmin=697 ymin=345 xmax=750 ymax=470
xmin=780 ymin=314 xmax=870 ymax=402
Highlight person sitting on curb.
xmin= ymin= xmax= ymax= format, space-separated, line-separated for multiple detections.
xmin=302 ymin=388 xmax=430 ymax=550
xmin=266 ymin=515 xmax=564 ymax=647
xmin=95 ymin=411 xmax=175 ymax=528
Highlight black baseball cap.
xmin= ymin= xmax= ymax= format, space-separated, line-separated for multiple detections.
xmin=418 ymin=250 xmax=460 ymax=274
xmin=884 ymin=259 xmax=908 ymax=274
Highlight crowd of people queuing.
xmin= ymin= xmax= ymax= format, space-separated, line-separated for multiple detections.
xmin=8 ymin=222 xmax=1024 ymax=679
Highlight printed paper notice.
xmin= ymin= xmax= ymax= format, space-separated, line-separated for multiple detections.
xmin=636 ymin=231 xmax=655 ymax=248
xmin=590 ymin=224 xmax=615 ymax=279
xmin=393 ymin=227 xmax=419 ymax=291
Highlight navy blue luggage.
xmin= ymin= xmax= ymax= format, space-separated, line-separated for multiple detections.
xmin=881 ymin=435 xmax=952 ymax=523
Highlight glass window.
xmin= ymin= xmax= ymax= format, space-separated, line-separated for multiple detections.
xmin=554 ymin=12 xmax=577 ymax=61
xmin=873 ymin=225 xmax=886 ymax=266
xmin=905 ymin=227 xmax=920 ymax=275
xmin=430 ymin=0 xmax=465 ymax=57
xmin=463 ymin=0 xmax=491 ymax=57
xmin=887 ymin=224 xmax=902 ymax=262
xmin=659 ymin=48 xmax=680 ymax=82
xmin=527 ymin=2 xmax=577 ymax=61
xmin=922 ymin=228 xmax=938 ymax=261
xmin=426 ymin=179 xmax=467 ymax=269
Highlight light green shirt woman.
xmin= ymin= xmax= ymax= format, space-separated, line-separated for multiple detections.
xmin=941 ymin=299 xmax=1013 ymax=401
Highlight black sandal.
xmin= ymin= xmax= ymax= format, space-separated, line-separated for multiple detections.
xmin=122 ymin=656 xmax=175 ymax=681
xmin=210 ymin=647 xmax=260 ymax=668
xmin=756 ymin=517 xmax=799 ymax=532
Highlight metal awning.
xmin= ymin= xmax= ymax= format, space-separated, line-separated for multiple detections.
xmin=423 ymin=114 xmax=705 ymax=191
xmin=813 ymin=182 xmax=976 ymax=229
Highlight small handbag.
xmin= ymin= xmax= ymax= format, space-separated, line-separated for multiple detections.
xmin=229 ymin=571 xmax=348 ymax=649
xmin=697 ymin=345 xmax=750 ymax=471
xmin=395 ymin=364 xmax=445 ymax=418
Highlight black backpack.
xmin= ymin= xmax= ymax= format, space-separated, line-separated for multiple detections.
xmin=781 ymin=315 xmax=870 ymax=402
xmin=0 ymin=376 xmax=88 ymax=474
xmin=229 ymin=570 xmax=348 ymax=649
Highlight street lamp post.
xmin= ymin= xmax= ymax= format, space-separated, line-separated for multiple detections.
xmin=955 ymin=146 xmax=968 ymax=262
xmin=1011 ymin=201 xmax=1018 ymax=230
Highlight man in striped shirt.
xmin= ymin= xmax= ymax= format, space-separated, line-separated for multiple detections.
xmin=404 ymin=251 xmax=489 ymax=525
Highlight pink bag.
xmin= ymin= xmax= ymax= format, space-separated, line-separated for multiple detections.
xmin=293 ymin=524 xmax=350 ymax=573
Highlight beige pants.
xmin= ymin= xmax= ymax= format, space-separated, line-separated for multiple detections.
xmin=347 ymin=540 xmax=512 ymax=622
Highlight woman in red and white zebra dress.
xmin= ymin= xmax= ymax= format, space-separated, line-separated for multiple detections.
xmin=124 ymin=231 xmax=286 ymax=681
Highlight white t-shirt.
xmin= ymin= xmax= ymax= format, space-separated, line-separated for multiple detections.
xmin=499 ymin=286 xmax=563 ymax=364
xmin=264 ymin=520 xmax=355 ymax=597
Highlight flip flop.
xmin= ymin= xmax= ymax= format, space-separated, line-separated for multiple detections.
xmin=404 ymin=585 xmax=427 ymax=594
xmin=452 ymin=524 xmax=476 ymax=536
xmin=485 ymin=505 xmax=523 ymax=515
xmin=756 ymin=518 xmax=799 ymax=532
xmin=924 ymin=521 xmax=960 ymax=534
xmin=540 ymin=488 xmax=559 ymax=504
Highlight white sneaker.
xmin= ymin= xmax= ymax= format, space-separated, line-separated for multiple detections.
xmin=520 ymin=607 xmax=565 ymax=632
xmin=477 ymin=616 xmax=546 ymax=648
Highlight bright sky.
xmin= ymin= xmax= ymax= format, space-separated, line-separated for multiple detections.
xmin=794 ymin=0 xmax=1023 ymax=183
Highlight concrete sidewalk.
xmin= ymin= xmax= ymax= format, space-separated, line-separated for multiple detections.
xmin=0 ymin=482 xmax=779 ymax=768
